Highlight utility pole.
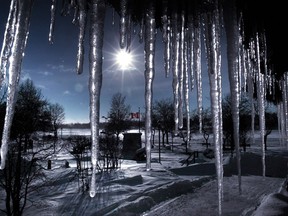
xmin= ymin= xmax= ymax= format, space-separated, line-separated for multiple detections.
xmin=138 ymin=107 xmax=141 ymax=133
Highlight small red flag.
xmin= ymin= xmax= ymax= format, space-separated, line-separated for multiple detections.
xmin=131 ymin=112 xmax=140 ymax=119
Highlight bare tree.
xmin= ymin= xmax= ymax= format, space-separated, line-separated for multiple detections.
xmin=222 ymin=94 xmax=251 ymax=152
xmin=106 ymin=92 xmax=131 ymax=142
xmin=0 ymin=141 xmax=54 ymax=216
xmin=66 ymin=136 xmax=91 ymax=190
xmin=152 ymin=98 xmax=174 ymax=146
xmin=0 ymin=79 xmax=57 ymax=215
xmin=49 ymin=103 xmax=65 ymax=139
xmin=10 ymin=79 xmax=50 ymax=152
xmin=264 ymin=109 xmax=278 ymax=150
xmin=191 ymin=108 xmax=213 ymax=148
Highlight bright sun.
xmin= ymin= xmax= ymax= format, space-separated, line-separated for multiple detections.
xmin=116 ymin=49 xmax=133 ymax=70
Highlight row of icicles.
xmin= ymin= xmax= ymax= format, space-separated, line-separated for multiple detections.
xmin=0 ymin=0 xmax=287 ymax=215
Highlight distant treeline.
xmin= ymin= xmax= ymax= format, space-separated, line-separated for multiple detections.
xmin=61 ymin=122 xmax=107 ymax=129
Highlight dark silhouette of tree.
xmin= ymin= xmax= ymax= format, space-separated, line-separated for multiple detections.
xmin=99 ymin=132 xmax=121 ymax=170
xmin=0 ymin=141 xmax=54 ymax=216
xmin=67 ymin=136 xmax=91 ymax=190
xmin=10 ymin=79 xmax=50 ymax=152
xmin=105 ymin=92 xmax=131 ymax=141
xmin=222 ymin=94 xmax=251 ymax=152
xmin=191 ymin=108 xmax=213 ymax=148
xmin=152 ymin=98 xmax=174 ymax=145
xmin=264 ymin=109 xmax=278 ymax=150
xmin=0 ymin=79 xmax=58 ymax=215
xmin=102 ymin=93 xmax=131 ymax=170
xmin=49 ymin=103 xmax=65 ymax=139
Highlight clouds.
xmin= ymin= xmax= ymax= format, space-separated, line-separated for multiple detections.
xmin=46 ymin=63 xmax=75 ymax=74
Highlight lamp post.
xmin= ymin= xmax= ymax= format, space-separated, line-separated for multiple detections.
xmin=138 ymin=107 xmax=141 ymax=133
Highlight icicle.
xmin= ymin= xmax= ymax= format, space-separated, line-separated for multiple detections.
xmin=282 ymin=73 xmax=288 ymax=147
xmin=187 ymin=18 xmax=194 ymax=91
xmin=268 ymin=70 xmax=272 ymax=96
xmin=126 ymin=14 xmax=132 ymax=52
xmin=223 ymin=0 xmax=241 ymax=194
xmin=165 ymin=20 xmax=171 ymax=78
xmin=242 ymin=47 xmax=248 ymax=93
xmin=49 ymin=0 xmax=57 ymax=44
xmin=119 ymin=0 xmax=128 ymax=49
xmin=255 ymin=33 xmax=266 ymax=177
xmin=247 ymin=53 xmax=255 ymax=145
xmin=76 ymin=0 xmax=87 ymax=75
xmin=171 ymin=12 xmax=180 ymax=134
xmin=0 ymin=0 xmax=34 ymax=170
xmin=277 ymin=103 xmax=282 ymax=146
xmin=216 ymin=4 xmax=224 ymax=205
xmin=193 ymin=12 xmax=203 ymax=134
xmin=203 ymin=1 xmax=223 ymax=214
xmin=178 ymin=11 xmax=186 ymax=130
xmin=0 ymin=0 xmax=17 ymax=87
xmin=138 ymin=17 xmax=144 ymax=44
xmin=112 ymin=8 xmax=115 ymax=26
xmin=72 ymin=5 xmax=79 ymax=25
xmin=161 ymin=0 xmax=171 ymax=77
xmin=277 ymin=103 xmax=284 ymax=146
xmin=61 ymin=0 xmax=71 ymax=16
xmin=89 ymin=0 xmax=106 ymax=198
xmin=183 ymin=30 xmax=190 ymax=142
xmin=144 ymin=1 xmax=156 ymax=171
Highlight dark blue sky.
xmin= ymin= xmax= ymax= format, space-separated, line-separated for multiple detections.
xmin=0 ymin=0 xmax=229 ymax=123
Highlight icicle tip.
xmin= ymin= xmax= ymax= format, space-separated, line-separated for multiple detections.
xmin=89 ymin=190 xmax=96 ymax=198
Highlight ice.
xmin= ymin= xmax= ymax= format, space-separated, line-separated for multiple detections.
xmin=203 ymin=1 xmax=223 ymax=214
xmin=255 ymin=33 xmax=266 ymax=177
xmin=0 ymin=0 xmax=17 ymax=87
xmin=0 ymin=0 xmax=34 ymax=169
xmin=143 ymin=1 xmax=156 ymax=171
xmin=48 ymin=0 xmax=57 ymax=44
xmin=1 ymin=0 xmax=288 ymax=214
xmin=171 ymin=13 xmax=180 ymax=134
xmin=119 ymin=0 xmax=128 ymax=49
xmin=161 ymin=0 xmax=171 ymax=78
xmin=192 ymin=12 xmax=203 ymax=133
xmin=223 ymin=0 xmax=242 ymax=193
xmin=75 ymin=0 xmax=88 ymax=75
xmin=88 ymin=0 xmax=106 ymax=197
xmin=183 ymin=34 xmax=190 ymax=142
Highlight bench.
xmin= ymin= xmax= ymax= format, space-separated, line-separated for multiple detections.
xmin=200 ymin=142 xmax=211 ymax=149
xmin=181 ymin=151 xmax=199 ymax=166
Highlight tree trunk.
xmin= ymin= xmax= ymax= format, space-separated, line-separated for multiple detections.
xmin=13 ymin=142 xmax=22 ymax=216
xmin=264 ymin=129 xmax=272 ymax=151
xmin=5 ymin=163 xmax=12 ymax=216
xmin=165 ymin=131 xmax=169 ymax=144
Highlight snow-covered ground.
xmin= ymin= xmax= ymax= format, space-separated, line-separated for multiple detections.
xmin=2 ymin=130 xmax=288 ymax=216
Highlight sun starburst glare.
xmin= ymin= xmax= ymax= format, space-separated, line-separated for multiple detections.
xmin=116 ymin=49 xmax=133 ymax=70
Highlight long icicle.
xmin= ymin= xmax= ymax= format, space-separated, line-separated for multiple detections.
xmin=0 ymin=0 xmax=35 ymax=170
xmin=193 ymin=11 xmax=203 ymax=134
xmin=144 ymin=1 xmax=156 ymax=171
xmin=255 ymin=33 xmax=266 ymax=177
xmin=49 ymin=0 xmax=57 ymax=44
xmin=223 ymin=0 xmax=242 ymax=194
xmin=119 ymin=0 xmax=128 ymax=49
xmin=161 ymin=0 xmax=171 ymax=77
xmin=89 ymin=0 xmax=106 ymax=197
xmin=172 ymin=12 xmax=180 ymax=134
xmin=76 ymin=0 xmax=87 ymax=75
xmin=203 ymin=1 xmax=223 ymax=214
xmin=0 ymin=0 xmax=17 ymax=87
xmin=178 ymin=10 xmax=185 ymax=129
xmin=183 ymin=30 xmax=190 ymax=143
